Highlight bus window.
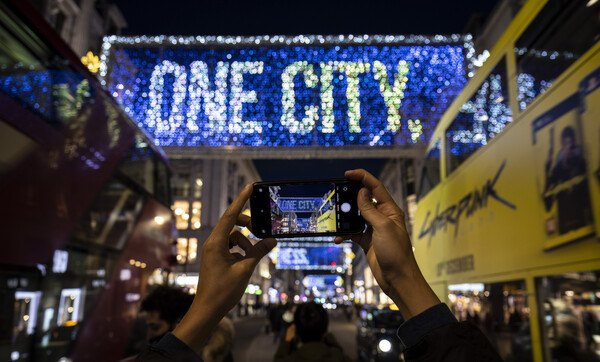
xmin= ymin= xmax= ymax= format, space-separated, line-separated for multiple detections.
xmin=154 ymin=157 xmax=171 ymax=206
xmin=447 ymin=280 xmax=531 ymax=361
xmin=515 ymin=0 xmax=600 ymax=111
xmin=445 ymin=57 xmax=512 ymax=175
xmin=71 ymin=177 xmax=145 ymax=249
xmin=119 ymin=136 xmax=156 ymax=195
xmin=118 ymin=135 xmax=171 ymax=207
xmin=417 ymin=139 xmax=441 ymax=200
xmin=535 ymin=270 xmax=600 ymax=361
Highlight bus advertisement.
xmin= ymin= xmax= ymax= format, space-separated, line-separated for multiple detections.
xmin=413 ymin=0 xmax=600 ymax=361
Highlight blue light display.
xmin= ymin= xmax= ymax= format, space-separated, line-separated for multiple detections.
xmin=276 ymin=245 xmax=343 ymax=270
xmin=102 ymin=35 xmax=472 ymax=148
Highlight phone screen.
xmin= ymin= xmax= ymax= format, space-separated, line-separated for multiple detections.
xmin=250 ymin=179 xmax=364 ymax=238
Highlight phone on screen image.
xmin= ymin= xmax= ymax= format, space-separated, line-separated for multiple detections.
xmin=250 ymin=179 xmax=365 ymax=238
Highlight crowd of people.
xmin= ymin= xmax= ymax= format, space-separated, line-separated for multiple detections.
xmin=130 ymin=169 xmax=503 ymax=361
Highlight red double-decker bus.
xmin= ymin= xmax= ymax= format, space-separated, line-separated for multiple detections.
xmin=0 ymin=1 xmax=176 ymax=360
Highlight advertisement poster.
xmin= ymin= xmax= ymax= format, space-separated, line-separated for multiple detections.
xmin=531 ymin=89 xmax=594 ymax=250
xmin=578 ymin=67 xmax=600 ymax=241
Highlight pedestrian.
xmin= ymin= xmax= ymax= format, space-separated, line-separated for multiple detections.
xmin=274 ymin=301 xmax=351 ymax=361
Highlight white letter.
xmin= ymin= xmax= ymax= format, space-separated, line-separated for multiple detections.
xmin=320 ymin=62 xmax=335 ymax=133
xmin=339 ymin=61 xmax=369 ymax=133
xmin=186 ymin=61 xmax=229 ymax=133
xmin=229 ymin=61 xmax=264 ymax=134
xmin=280 ymin=61 xmax=319 ymax=134
xmin=147 ymin=60 xmax=187 ymax=135
xmin=320 ymin=62 xmax=369 ymax=133
xmin=373 ymin=60 xmax=410 ymax=132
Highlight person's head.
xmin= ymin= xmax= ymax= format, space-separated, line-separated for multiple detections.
xmin=140 ymin=286 xmax=194 ymax=342
xmin=293 ymin=302 xmax=328 ymax=343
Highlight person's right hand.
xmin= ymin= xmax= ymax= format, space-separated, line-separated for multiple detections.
xmin=334 ymin=169 xmax=440 ymax=319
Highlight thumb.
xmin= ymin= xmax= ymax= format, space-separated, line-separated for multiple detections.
xmin=246 ymin=238 xmax=277 ymax=265
xmin=357 ymin=187 xmax=385 ymax=226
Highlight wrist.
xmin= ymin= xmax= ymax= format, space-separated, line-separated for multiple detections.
xmin=172 ymin=296 xmax=226 ymax=353
xmin=386 ymin=266 xmax=440 ymax=320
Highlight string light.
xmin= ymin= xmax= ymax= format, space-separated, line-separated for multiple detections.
xmin=98 ymin=34 xmax=473 ymax=147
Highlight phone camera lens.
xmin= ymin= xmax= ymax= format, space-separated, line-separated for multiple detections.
xmin=342 ymin=186 xmax=348 ymax=192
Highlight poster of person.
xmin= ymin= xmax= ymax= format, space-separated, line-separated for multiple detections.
xmin=532 ymin=93 xmax=594 ymax=250
xmin=578 ymin=66 xmax=600 ymax=241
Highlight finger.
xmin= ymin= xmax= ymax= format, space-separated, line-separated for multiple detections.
xmin=355 ymin=225 xmax=373 ymax=253
xmin=211 ymin=184 xmax=253 ymax=243
xmin=237 ymin=213 xmax=252 ymax=232
xmin=355 ymin=187 xmax=388 ymax=227
xmin=333 ymin=236 xmax=346 ymax=244
xmin=345 ymin=169 xmax=396 ymax=208
xmin=230 ymin=230 xmax=253 ymax=252
xmin=231 ymin=252 xmax=245 ymax=261
xmin=244 ymin=237 xmax=277 ymax=264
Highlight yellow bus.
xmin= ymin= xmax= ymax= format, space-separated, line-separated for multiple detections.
xmin=316 ymin=190 xmax=336 ymax=232
xmin=412 ymin=0 xmax=600 ymax=361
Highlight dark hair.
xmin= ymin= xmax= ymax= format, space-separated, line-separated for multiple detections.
xmin=294 ymin=302 xmax=328 ymax=343
xmin=561 ymin=126 xmax=575 ymax=141
xmin=140 ymin=286 xmax=193 ymax=325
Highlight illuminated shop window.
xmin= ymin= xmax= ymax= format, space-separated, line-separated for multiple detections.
xmin=14 ymin=291 xmax=42 ymax=335
xmin=447 ymin=280 xmax=531 ymax=361
xmin=535 ymin=270 xmax=600 ymax=360
xmin=191 ymin=201 xmax=201 ymax=230
xmin=176 ymin=238 xmax=198 ymax=264
xmin=194 ymin=178 xmax=203 ymax=198
xmin=173 ymin=200 xmax=189 ymax=230
xmin=176 ymin=238 xmax=188 ymax=264
xmin=58 ymin=288 xmax=83 ymax=326
xmin=187 ymin=238 xmax=198 ymax=263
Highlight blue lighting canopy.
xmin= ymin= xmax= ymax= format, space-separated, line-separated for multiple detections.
xmin=101 ymin=35 xmax=474 ymax=149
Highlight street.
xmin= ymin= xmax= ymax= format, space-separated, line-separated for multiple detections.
xmin=232 ymin=310 xmax=358 ymax=361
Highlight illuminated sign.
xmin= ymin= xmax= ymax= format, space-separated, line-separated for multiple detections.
xmin=102 ymin=35 xmax=473 ymax=148
xmin=303 ymin=275 xmax=342 ymax=289
xmin=276 ymin=245 xmax=344 ymax=270
xmin=277 ymin=197 xmax=322 ymax=212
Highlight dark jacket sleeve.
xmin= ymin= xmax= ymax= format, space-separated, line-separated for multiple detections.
xmin=398 ymin=304 xmax=503 ymax=362
xmin=274 ymin=339 xmax=294 ymax=361
xmin=136 ymin=332 xmax=203 ymax=362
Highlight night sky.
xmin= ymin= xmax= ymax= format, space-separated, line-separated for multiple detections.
xmin=113 ymin=0 xmax=500 ymax=180
xmin=114 ymin=0 xmax=499 ymax=37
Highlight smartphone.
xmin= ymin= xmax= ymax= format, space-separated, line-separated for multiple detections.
xmin=250 ymin=178 xmax=365 ymax=238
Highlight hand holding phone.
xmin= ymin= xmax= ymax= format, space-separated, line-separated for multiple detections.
xmin=250 ymin=178 xmax=365 ymax=238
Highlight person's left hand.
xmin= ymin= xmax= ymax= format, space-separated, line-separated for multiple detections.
xmin=173 ymin=184 xmax=277 ymax=352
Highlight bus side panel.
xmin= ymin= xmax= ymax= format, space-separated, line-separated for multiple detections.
xmin=413 ymin=64 xmax=600 ymax=287
xmin=68 ymin=199 xmax=173 ymax=361
xmin=578 ymin=66 xmax=600 ymax=241
xmin=413 ymin=116 xmax=548 ymax=285
xmin=0 ymin=90 xmax=136 ymax=266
